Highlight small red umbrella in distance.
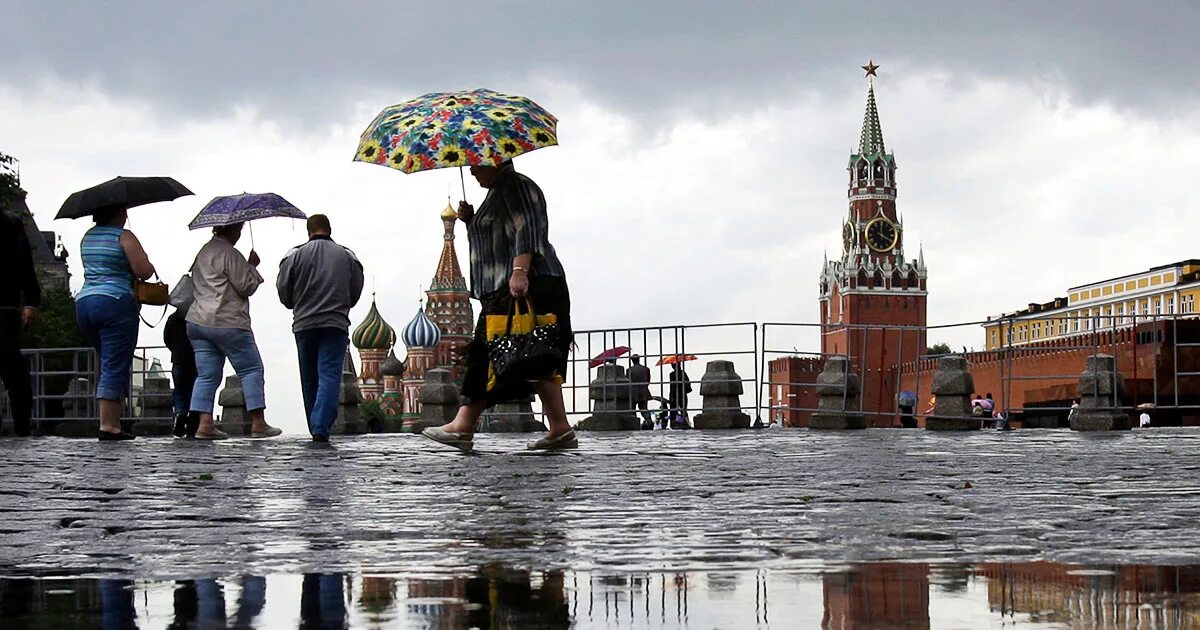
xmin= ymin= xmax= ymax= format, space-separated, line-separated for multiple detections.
xmin=657 ymin=354 xmax=698 ymax=366
xmin=589 ymin=346 xmax=631 ymax=368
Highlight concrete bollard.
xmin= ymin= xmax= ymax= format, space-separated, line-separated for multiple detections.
xmin=925 ymin=355 xmax=981 ymax=431
xmin=410 ymin=368 xmax=459 ymax=433
xmin=334 ymin=368 xmax=365 ymax=435
xmin=139 ymin=377 xmax=175 ymax=436
xmin=217 ymin=376 xmax=250 ymax=436
xmin=810 ymin=356 xmax=866 ymax=430
xmin=577 ymin=364 xmax=640 ymax=431
xmin=1071 ymin=354 xmax=1130 ymax=431
xmin=692 ymin=360 xmax=751 ymax=429
xmin=481 ymin=396 xmax=547 ymax=433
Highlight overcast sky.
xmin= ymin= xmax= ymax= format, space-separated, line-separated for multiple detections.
xmin=3 ymin=2 xmax=1198 ymax=431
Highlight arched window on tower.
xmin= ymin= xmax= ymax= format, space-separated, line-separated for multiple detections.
xmin=873 ymin=269 xmax=884 ymax=288
xmin=908 ymin=270 xmax=919 ymax=288
xmin=874 ymin=159 xmax=886 ymax=183
xmin=857 ymin=161 xmax=868 ymax=182
xmin=892 ymin=269 xmax=904 ymax=289
xmin=857 ymin=269 xmax=868 ymax=288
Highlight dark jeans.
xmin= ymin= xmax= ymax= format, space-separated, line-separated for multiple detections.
xmin=295 ymin=328 xmax=348 ymax=438
xmin=171 ymin=360 xmax=197 ymax=417
xmin=0 ymin=310 xmax=32 ymax=435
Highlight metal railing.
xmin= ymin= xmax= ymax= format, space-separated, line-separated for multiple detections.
xmin=5 ymin=313 xmax=1200 ymax=432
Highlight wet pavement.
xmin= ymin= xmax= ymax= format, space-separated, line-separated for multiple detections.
xmin=2 ymin=428 xmax=1199 ymax=627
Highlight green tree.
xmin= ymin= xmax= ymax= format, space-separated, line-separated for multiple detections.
xmin=21 ymin=286 xmax=88 ymax=349
xmin=926 ymin=342 xmax=952 ymax=355
xmin=0 ymin=152 xmax=22 ymax=205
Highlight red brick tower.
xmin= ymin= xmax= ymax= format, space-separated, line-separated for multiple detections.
xmin=819 ymin=62 xmax=928 ymax=424
xmin=425 ymin=201 xmax=474 ymax=379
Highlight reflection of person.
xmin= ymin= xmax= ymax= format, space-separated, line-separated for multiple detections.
xmin=1068 ymin=400 xmax=1079 ymax=424
xmin=0 ymin=207 xmax=40 ymax=437
xmin=668 ymin=363 xmax=692 ymax=427
xmin=628 ymin=355 xmax=652 ymax=425
xmin=75 ymin=206 xmax=155 ymax=441
xmin=423 ymin=160 xmax=576 ymax=451
xmin=164 ymin=303 xmax=198 ymax=438
xmin=186 ymin=222 xmax=281 ymax=440
xmin=277 ymin=214 xmax=364 ymax=442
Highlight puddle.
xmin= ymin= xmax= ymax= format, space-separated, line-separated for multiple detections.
xmin=2 ymin=561 xmax=1197 ymax=628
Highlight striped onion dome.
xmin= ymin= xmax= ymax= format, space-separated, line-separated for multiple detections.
xmin=402 ymin=306 xmax=442 ymax=348
xmin=351 ymin=299 xmax=396 ymax=350
xmin=380 ymin=349 xmax=405 ymax=377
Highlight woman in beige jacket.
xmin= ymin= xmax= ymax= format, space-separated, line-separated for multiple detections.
xmin=185 ymin=222 xmax=281 ymax=439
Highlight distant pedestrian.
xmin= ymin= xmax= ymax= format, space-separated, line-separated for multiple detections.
xmin=186 ymin=222 xmax=281 ymax=440
xmin=628 ymin=355 xmax=652 ymax=426
xmin=0 ymin=207 xmax=40 ymax=437
xmin=1139 ymin=411 xmax=1151 ymax=428
xmin=981 ymin=393 xmax=995 ymax=415
xmin=1068 ymin=400 xmax=1080 ymax=424
xmin=163 ymin=302 xmax=198 ymax=438
xmin=276 ymin=214 xmax=365 ymax=443
xmin=668 ymin=363 xmax=692 ymax=428
xmin=74 ymin=206 xmax=156 ymax=440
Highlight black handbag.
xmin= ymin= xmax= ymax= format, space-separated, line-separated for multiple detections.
xmin=487 ymin=298 xmax=563 ymax=383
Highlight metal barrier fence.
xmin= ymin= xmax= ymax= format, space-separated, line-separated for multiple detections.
xmin=5 ymin=313 xmax=1199 ymax=430
xmin=0 ymin=345 xmax=174 ymax=425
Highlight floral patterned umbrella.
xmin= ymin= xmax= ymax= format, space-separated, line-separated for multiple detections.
xmin=354 ymin=89 xmax=558 ymax=176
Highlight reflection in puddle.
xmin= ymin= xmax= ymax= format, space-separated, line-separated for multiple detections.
xmin=1 ymin=562 xmax=1198 ymax=628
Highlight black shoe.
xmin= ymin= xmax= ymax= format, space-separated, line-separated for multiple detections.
xmin=98 ymin=429 xmax=135 ymax=441
xmin=185 ymin=413 xmax=201 ymax=438
xmin=312 ymin=434 xmax=329 ymax=443
xmin=172 ymin=413 xmax=188 ymax=438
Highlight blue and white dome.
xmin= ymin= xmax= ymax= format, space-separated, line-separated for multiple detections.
xmin=402 ymin=307 xmax=442 ymax=348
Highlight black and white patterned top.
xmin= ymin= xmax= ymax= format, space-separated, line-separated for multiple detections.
xmin=466 ymin=166 xmax=566 ymax=299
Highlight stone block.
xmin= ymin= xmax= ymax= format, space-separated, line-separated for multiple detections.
xmin=697 ymin=360 xmax=744 ymax=397
xmin=575 ymin=415 xmax=642 ymax=431
xmin=810 ymin=413 xmax=867 ymax=430
xmin=413 ymin=369 xmax=460 ymax=433
xmin=692 ymin=361 xmax=751 ymax=429
xmin=925 ymin=417 xmax=983 ymax=431
xmin=815 ymin=357 xmax=860 ymax=397
xmin=480 ymin=399 xmax=546 ymax=433
xmin=217 ymin=376 xmax=250 ymax=436
xmin=1070 ymin=411 xmax=1132 ymax=431
xmin=931 ymin=357 xmax=974 ymax=397
xmin=334 ymin=372 xmax=365 ymax=435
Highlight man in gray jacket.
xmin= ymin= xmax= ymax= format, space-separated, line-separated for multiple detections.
xmin=277 ymin=214 xmax=365 ymax=441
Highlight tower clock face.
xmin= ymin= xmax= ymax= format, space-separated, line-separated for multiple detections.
xmin=865 ymin=218 xmax=898 ymax=252
xmin=842 ymin=222 xmax=854 ymax=250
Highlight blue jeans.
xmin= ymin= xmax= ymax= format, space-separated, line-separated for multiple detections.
xmin=295 ymin=328 xmax=348 ymax=437
xmin=76 ymin=294 xmax=139 ymax=401
xmin=187 ymin=323 xmax=266 ymax=414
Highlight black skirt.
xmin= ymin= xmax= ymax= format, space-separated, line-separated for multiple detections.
xmin=460 ymin=275 xmax=572 ymax=407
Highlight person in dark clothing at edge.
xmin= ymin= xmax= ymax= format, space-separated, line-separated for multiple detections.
xmin=164 ymin=303 xmax=199 ymax=438
xmin=0 ymin=207 xmax=40 ymax=437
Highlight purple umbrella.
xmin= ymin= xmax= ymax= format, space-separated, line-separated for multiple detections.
xmin=187 ymin=192 xmax=306 ymax=230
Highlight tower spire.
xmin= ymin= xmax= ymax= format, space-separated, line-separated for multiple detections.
xmin=859 ymin=63 xmax=886 ymax=157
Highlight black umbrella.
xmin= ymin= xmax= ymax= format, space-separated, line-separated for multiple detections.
xmin=56 ymin=176 xmax=194 ymax=220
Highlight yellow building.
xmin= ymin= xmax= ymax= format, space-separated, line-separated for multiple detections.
xmin=983 ymin=260 xmax=1200 ymax=349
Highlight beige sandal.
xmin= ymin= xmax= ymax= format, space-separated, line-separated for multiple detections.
xmin=527 ymin=429 xmax=578 ymax=451
xmin=421 ymin=427 xmax=474 ymax=452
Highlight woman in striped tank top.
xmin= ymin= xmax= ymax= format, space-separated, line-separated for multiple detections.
xmin=75 ymin=206 xmax=157 ymax=441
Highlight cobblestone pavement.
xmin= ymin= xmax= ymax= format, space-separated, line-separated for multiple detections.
xmin=1 ymin=429 xmax=1198 ymax=579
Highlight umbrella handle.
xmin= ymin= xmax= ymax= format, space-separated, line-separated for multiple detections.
xmin=248 ymin=220 xmax=255 ymax=250
xmin=459 ymin=166 xmax=468 ymax=202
